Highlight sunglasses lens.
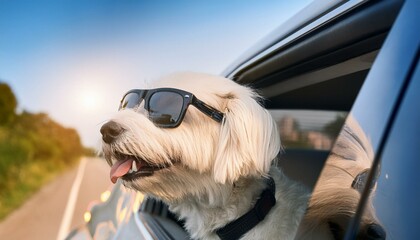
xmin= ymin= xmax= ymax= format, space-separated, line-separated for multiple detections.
xmin=149 ymin=91 xmax=184 ymax=126
xmin=120 ymin=92 xmax=141 ymax=110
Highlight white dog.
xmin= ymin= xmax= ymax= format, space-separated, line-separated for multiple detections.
xmin=100 ymin=72 xmax=309 ymax=239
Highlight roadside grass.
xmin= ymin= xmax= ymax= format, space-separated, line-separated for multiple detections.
xmin=0 ymin=158 xmax=79 ymax=221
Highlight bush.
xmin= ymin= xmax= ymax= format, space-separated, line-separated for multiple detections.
xmin=0 ymin=82 xmax=86 ymax=220
xmin=0 ymin=83 xmax=17 ymax=125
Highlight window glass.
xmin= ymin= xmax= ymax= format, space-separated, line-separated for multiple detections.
xmin=270 ymin=110 xmax=347 ymax=150
xmin=359 ymin=59 xmax=420 ymax=240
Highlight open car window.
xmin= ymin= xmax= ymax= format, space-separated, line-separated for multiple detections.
xmin=271 ymin=110 xmax=347 ymax=191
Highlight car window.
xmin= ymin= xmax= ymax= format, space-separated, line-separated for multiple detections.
xmin=271 ymin=110 xmax=348 ymax=192
xmin=270 ymin=110 xmax=347 ymax=151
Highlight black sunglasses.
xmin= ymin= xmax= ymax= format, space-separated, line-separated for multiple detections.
xmin=119 ymin=88 xmax=224 ymax=128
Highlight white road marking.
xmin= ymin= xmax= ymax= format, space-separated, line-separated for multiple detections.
xmin=56 ymin=158 xmax=87 ymax=240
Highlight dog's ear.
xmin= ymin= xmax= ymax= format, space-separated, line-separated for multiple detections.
xmin=213 ymin=90 xmax=281 ymax=183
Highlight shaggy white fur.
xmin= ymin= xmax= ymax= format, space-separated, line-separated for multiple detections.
xmin=101 ymin=72 xmax=310 ymax=239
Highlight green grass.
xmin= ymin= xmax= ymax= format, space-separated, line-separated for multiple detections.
xmin=0 ymin=158 xmax=78 ymax=220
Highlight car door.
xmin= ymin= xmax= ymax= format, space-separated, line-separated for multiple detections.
xmin=341 ymin=0 xmax=420 ymax=238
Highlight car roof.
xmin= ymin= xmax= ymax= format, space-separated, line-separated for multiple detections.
xmin=222 ymin=0 xmax=403 ymax=112
xmin=222 ymin=0 xmax=353 ymax=78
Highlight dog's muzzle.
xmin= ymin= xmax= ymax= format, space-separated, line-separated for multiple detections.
xmin=100 ymin=121 xmax=124 ymax=144
xmin=100 ymin=121 xmax=174 ymax=183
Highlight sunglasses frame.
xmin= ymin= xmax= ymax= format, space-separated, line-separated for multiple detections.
xmin=119 ymin=88 xmax=224 ymax=128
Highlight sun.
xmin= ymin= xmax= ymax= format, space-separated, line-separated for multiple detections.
xmin=79 ymin=90 xmax=101 ymax=110
xmin=82 ymin=94 xmax=98 ymax=109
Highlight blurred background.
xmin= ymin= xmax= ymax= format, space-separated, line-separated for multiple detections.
xmin=0 ymin=0 xmax=311 ymax=149
xmin=0 ymin=0 xmax=310 ymax=239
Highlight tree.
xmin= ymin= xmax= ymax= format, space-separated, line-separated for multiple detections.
xmin=0 ymin=82 xmax=17 ymax=125
xmin=324 ymin=114 xmax=347 ymax=138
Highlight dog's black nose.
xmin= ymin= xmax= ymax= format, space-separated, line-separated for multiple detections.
xmin=100 ymin=121 xmax=124 ymax=144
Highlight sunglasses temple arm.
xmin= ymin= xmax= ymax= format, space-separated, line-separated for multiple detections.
xmin=192 ymin=98 xmax=224 ymax=123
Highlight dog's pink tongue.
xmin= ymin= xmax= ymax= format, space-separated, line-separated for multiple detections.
xmin=110 ymin=159 xmax=133 ymax=184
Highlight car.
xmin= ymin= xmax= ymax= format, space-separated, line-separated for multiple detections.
xmin=67 ymin=0 xmax=419 ymax=239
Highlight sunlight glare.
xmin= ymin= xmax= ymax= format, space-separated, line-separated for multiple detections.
xmin=79 ymin=90 xmax=101 ymax=111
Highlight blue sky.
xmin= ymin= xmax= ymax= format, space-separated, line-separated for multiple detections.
xmin=0 ymin=0 xmax=311 ymax=148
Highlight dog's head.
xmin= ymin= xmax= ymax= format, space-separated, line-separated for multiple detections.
xmin=100 ymin=72 xmax=280 ymax=201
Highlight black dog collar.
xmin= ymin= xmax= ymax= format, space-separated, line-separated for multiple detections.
xmin=215 ymin=177 xmax=276 ymax=240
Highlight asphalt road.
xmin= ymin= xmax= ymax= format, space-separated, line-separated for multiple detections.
xmin=0 ymin=157 xmax=112 ymax=240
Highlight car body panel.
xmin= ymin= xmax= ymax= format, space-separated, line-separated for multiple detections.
xmin=66 ymin=181 xmax=151 ymax=240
